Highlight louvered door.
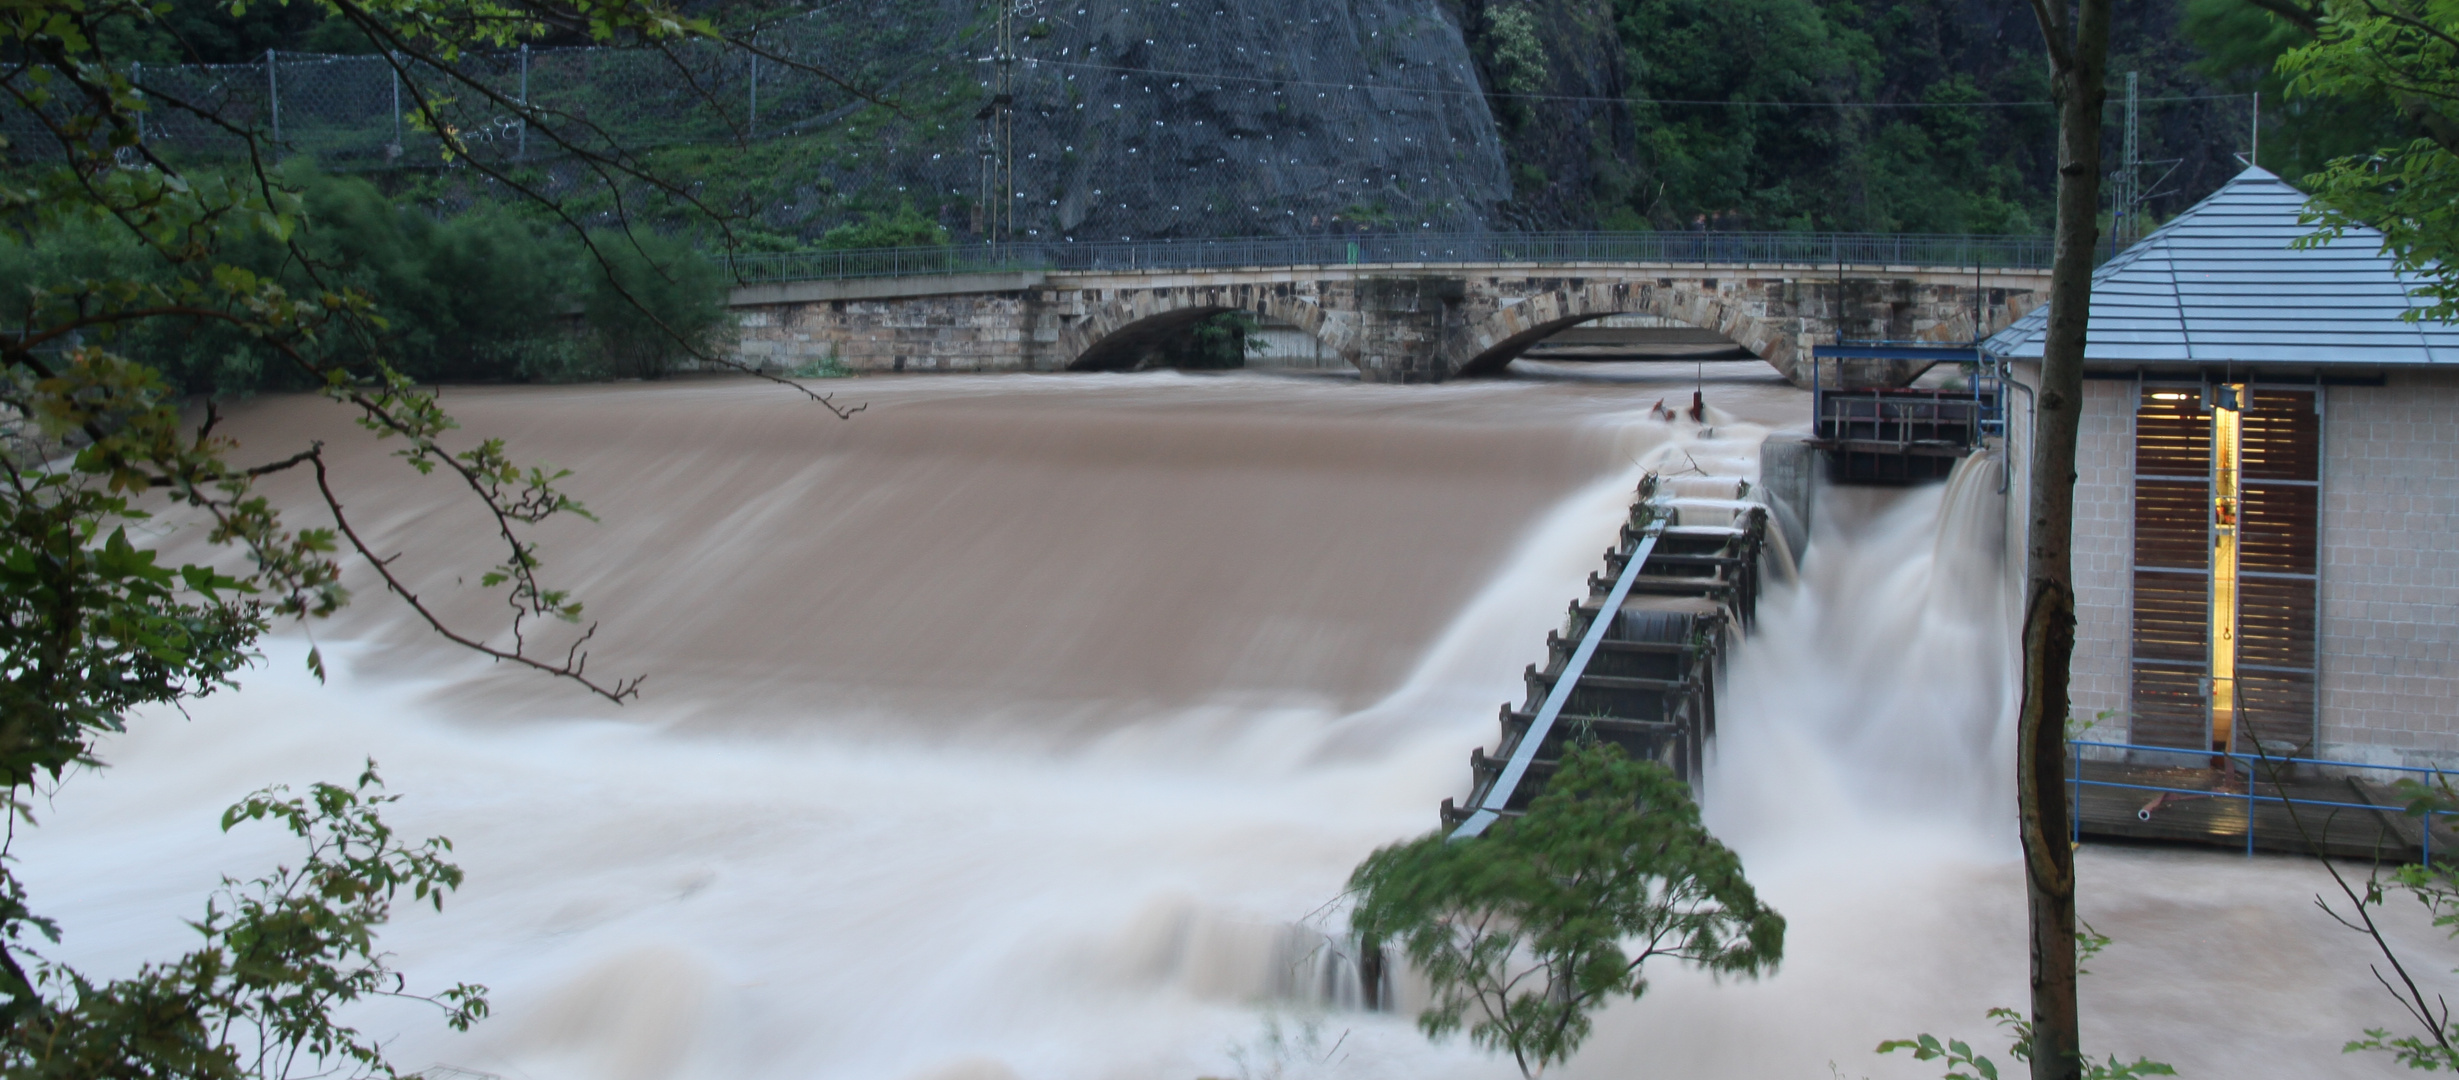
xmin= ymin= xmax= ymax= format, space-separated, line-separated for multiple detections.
xmin=2132 ymin=387 xmax=2212 ymax=749
xmin=2128 ymin=383 xmax=2322 ymax=754
xmin=2235 ymin=388 xmax=2321 ymax=754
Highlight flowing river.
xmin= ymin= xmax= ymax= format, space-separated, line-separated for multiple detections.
xmin=17 ymin=364 xmax=2449 ymax=1079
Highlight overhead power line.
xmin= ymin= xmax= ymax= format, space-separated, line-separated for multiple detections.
xmin=1018 ymin=56 xmax=2251 ymax=110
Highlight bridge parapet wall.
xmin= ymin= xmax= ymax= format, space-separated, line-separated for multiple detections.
xmin=723 ymin=263 xmax=2048 ymax=385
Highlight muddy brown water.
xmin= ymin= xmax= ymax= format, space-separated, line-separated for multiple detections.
xmin=19 ymin=363 xmax=2444 ymax=1080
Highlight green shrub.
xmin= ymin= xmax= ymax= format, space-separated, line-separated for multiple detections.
xmin=819 ymin=201 xmax=951 ymax=249
xmin=787 ymin=352 xmax=852 ymax=378
xmin=1600 ymin=204 xmax=1652 ymax=232
xmin=0 ymin=165 xmax=736 ymax=390
xmin=1167 ymin=311 xmax=1265 ymax=370
xmin=582 ymin=230 xmax=733 ymax=380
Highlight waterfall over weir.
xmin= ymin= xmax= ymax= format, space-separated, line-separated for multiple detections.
xmin=14 ymin=369 xmax=2448 ymax=1080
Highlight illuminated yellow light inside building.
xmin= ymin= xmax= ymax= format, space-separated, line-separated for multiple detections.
xmin=2209 ymin=385 xmax=2244 ymax=755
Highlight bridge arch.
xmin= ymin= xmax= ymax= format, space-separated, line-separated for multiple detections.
xmin=1450 ymin=281 xmax=1802 ymax=380
xmin=1061 ymin=286 xmax=1348 ymax=372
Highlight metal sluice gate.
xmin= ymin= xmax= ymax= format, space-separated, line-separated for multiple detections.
xmin=1806 ymin=343 xmax=2004 ymax=484
xmin=1444 ymin=474 xmax=1769 ymax=835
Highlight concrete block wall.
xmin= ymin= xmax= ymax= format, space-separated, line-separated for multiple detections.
xmin=2319 ymin=370 xmax=2459 ymax=766
xmin=2004 ymin=364 xmax=2133 ymax=739
xmin=2070 ymin=378 xmax=2135 ymax=737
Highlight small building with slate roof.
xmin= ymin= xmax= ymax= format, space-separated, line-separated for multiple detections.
xmin=1985 ymin=166 xmax=2459 ymax=767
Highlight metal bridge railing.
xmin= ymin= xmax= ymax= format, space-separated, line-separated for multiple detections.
xmin=2069 ymin=738 xmax=2456 ymax=863
xmin=719 ymin=231 xmax=2060 ymax=286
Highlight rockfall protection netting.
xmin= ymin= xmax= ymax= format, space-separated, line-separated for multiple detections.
xmin=23 ymin=0 xmax=974 ymax=167
xmin=988 ymin=0 xmax=1510 ymax=238
xmin=3 ymin=0 xmax=1516 ymax=240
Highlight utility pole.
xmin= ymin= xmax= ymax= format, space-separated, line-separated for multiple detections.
xmin=518 ymin=44 xmax=529 ymax=161
xmin=978 ymin=0 xmax=1016 ymax=250
xmin=2114 ymin=71 xmax=2141 ymax=246
xmin=267 ymin=48 xmax=280 ymax=145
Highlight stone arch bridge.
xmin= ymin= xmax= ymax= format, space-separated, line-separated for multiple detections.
xmin=727 ymin=259 xmax=2050 ymax=387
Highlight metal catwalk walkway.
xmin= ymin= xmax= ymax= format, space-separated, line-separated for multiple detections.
xmin=1443 ymin=473 xmax=1768 ymax=834
xmin=2072 ymin=741 xmax=2459 ymax=863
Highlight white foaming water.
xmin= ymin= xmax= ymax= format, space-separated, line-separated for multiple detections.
xmin=22 ymin=376 xmax=1783 ymax=1080
xmin=1710 ymin=450 xmax=2019 ymax=861
xmin=1564 ymin=448 xmax=2453 ymax=1080
xmin=16 ymin=377 xmax=2448 ymax=1079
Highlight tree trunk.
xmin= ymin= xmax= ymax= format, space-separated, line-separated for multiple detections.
xmin=2018 ymin=2 xmax=2110 ymax=1078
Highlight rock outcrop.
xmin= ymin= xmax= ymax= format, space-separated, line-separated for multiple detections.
xmin=800 ymin=0 xmax=1515 ymax=240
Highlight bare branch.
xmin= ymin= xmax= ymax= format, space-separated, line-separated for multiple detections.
xmin=312 ymin=452 xmax=642 ymax=703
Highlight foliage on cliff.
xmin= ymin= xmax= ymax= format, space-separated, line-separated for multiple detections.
xmin=1457 ymin=0 xmax=2263 ymax=234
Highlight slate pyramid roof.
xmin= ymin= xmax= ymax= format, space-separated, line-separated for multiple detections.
xmin=1983 ymin=166 xmax=2459 ymax=366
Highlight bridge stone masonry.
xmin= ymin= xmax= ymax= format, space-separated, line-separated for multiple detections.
xmin=720 ymin=235 xmax=2056 ymax=387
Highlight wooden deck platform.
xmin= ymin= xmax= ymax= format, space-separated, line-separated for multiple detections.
xmin=2073 ymin=757 xmax=2459 ymax=863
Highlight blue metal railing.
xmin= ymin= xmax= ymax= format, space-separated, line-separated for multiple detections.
xmin=2069 ymin=738 xmax=2457 ymax=863
xmin=1807 ymin=342 xmax=2003 ymax=467
xmin=719 ymin=230 xmax=2061 ymax=286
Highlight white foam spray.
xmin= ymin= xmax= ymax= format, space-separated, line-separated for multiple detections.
xmin=14 ymin=382 xmax=2439 ymax=1080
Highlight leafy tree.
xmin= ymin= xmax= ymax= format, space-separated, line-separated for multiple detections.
xmin=1857 ymin=77 xmax=2048 ymax=235
xmin=1476 ymin=0 xmax=2271 ymax=235
xmin=0 ymin=179 xmax=737 ymax=395
xmin=1882 ymin=1008 xmax=2176 ymax=1080
xmin=97 ymin=0 xmax=365 ymax=64
xmin=2268 ymin=0 xmax=2459 ymax=320
xmin=1346 ymin=742 xmax=1783 ymax=1079
xmin=2176 ymin=0 xmax=2459 ymax=319
xmin=6 ymin=765 xmax=486 ymax=1080
xmin=582 ymin=228 xmax=732 ymax=379
xmin=2182 ymin=0 xmax=2403 ymax=183
xmin=1614 ymin=0 xmax=1876 ymax=230
xmin=0 ymin=0 xmax=865 ymax=1070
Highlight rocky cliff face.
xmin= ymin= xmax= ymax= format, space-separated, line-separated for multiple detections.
xmin=803 ymin=0 xmax=1516 ymax=241
xmin=773 ymin=0 xmax=2243 ymax=242
xmin=1446 ymin=0 xmax=1633 ymax=231
xmin=1011 ymin=0 xmax=1512 ymax=239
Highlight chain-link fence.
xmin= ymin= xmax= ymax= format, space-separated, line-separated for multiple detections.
xmin=59 ymin=0 xmax=979 ymax=172
xmin=6 ymin=1 xmax=2087 ymax=248
xmin=3 ymin=0 xmax=1534 ymax=241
